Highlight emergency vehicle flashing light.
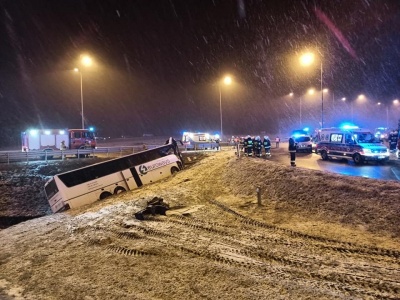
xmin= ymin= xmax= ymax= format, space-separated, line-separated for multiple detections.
xmin=340 ymin=123 xmax=359 ymax=130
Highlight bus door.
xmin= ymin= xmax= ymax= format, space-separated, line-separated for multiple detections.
xmin=121 ymin=169 xmax=141 ymax=190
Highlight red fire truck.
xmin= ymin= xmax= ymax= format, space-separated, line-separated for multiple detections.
xmin=21 ymin=128 xmax=96 ymax=152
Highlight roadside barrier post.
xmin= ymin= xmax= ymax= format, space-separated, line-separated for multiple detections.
xmin=256 ymin=186 xmax=261 ymax=206
xmin=236 ymin=144 xmax=240 ymax=158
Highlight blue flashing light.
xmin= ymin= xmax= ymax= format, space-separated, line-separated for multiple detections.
xmin=29 ymin=129 xmax=38 ymax=136
xmin=340 ymin=123 xmax=359 ymax=130
xmin=89 ymin=127 xmax=94 ymax=132
xmin=303 ymin=127 xmax=309 ymax=132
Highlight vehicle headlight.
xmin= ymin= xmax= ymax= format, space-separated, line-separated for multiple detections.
xmin=363 ymin=149 xmax=371 ymax=154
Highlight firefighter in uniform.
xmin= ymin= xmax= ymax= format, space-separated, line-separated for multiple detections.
xmin=288 ymin=136 xmax=297 ymax=167
xmin=243 ymin=136 xmax=248 ymax=156
xmin=60 ymin=140 xmax=67 ymax=150
xmin=245 ymin=135 xmax=253 ymax=156
xmin=254 ymin=136 xmax=262 ymax=157
xmin=263 ymin=136 xmax=271 ymax=157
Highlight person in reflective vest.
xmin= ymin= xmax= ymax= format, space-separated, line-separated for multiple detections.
xmin=263 ymin=136 xmax=271 ymax=157
xmin=275 ymin=136 xmax=280 ymax=148
xmin=245 ymin=135 xmax=253 ymax=156
xmin=288 ymin=136 xmax=297 ymax=167
xmin=254 ymin=136 xmax=262 ymax=157
xmin=60 ymin=140 xmax=67 ymax=150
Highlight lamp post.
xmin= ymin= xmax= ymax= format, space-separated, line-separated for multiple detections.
xmin=289 ymin=92 xmax=302 ymax=127
xmin=320 ymin=62 xmax=324 ymax=128
xmin=300 ymin=52 xmax=324 ymax=128
xmin=219 ymin=76 xmax=232 ymax=140
xmin=74 ymin=69 xmax=84 ymax=129
xmin=378 ymin=99 xmax=400 ymax=128
xmin=74 ymin=55 xmax=93 ymax=129
xmin=341 ymin=97 xmax=355 ymax=122
xmin=377 ymin=102 xmax=389 ymax=128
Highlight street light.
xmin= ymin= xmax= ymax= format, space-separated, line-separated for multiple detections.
xmin=377 ymin=102 xmax=388 ymax=128
xmin=300 ymin=52 xmax=324 ymax=128
xmin=74 ymin=55 xmax=93 ymax=129
xmin=289 ymin=92 xmax=302 ymax=127
xmin=341 ymin=97 xmax=354 ymax=122
xmin=378 ymin=99 xmax=400 ymax=128
xmin=219 ymin=75 xmax=232 ymax=140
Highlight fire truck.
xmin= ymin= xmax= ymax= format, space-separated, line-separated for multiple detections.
xmin=21 ymin=128 xmax=96 ymax=152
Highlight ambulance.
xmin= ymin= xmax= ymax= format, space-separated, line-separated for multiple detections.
xmin=316 ymin=126 xmax=389 ymax=164
xmin=181 ymin=132 xmax=220 ymax=150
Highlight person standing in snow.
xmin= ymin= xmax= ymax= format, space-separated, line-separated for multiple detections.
xmin=263 ymin=136 xmax=271 ymax=157
xmin=245 ymin=135 xmax=253 ymax=156
xmin=254 ymin=136 xmax=262 ymax=157
xmin=288 ymin=136 xmax=297 ymax=167
xmin=275 ymin=136 xmax=280 ymax=148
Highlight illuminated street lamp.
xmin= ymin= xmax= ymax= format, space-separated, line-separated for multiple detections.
xmin=219 ymin=75 xmax=232 ymax=140
xmin=378 ymin=99 xmax=400 ymax=128
xmin=74 ymin=55 xmax=93 ymax=129
xmin=342 ymin=97 xmax=354 ymax=122
xmin=289 ymin=92 xmax=302 ymax=127
xmin=300 ymin=52 xmax=324 ymax=127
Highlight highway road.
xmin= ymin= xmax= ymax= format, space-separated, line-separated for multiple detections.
xmin=264 ymin=142 xmax=400 ymax=181
xmin=2 ymin=136 xmax=400 ymax=181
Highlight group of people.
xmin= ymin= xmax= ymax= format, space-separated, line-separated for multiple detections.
xmin=241 ymin=135 xmax=272 ymax=157
xmin=232 ymin=134 xmax=297 ymax=166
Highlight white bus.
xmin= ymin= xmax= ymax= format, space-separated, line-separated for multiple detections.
xmin=44 ymin=138 xmax=184 ymax=213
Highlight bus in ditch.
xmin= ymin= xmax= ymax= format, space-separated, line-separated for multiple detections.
xmin=44 ymin=138 xmax=184 ymax=213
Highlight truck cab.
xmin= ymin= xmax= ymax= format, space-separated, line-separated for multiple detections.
xmin=68 ymin=129 xmax=96 ymax=149
xmin=316 ymin=127 xmax=390 ymax=164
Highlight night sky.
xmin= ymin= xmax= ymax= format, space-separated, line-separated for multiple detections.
xmin=1 ymin=0 xmax=400 ymax=145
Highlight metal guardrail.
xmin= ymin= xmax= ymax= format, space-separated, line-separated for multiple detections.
xmin=0 ymin=146 xmax=146 ymax=164
xmin=0 ymin=142 xmax=231 ymax=164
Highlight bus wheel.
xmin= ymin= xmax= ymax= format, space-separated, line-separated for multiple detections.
xmin=171 ymin=166 xmax=179 ymax=174
xmin=114 ymin=186 xmax=126 ymax=194
xmin=100 ymin=191 xmax=112 ymax=200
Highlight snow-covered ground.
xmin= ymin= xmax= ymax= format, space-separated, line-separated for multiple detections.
xmin=0 ymin=145 xmax=399 ymax=299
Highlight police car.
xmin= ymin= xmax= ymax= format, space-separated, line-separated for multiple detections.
xmin=316 ymin=127 xmax=390 ymax=164
xmin=293 ymin=135 xmax=312 ymax=153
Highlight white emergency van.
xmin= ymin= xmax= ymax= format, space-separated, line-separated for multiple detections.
xmin=181 ymin=132 xmax=220 ymax=150
xmin=316 ymin=127 xmax=389 ymax=164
